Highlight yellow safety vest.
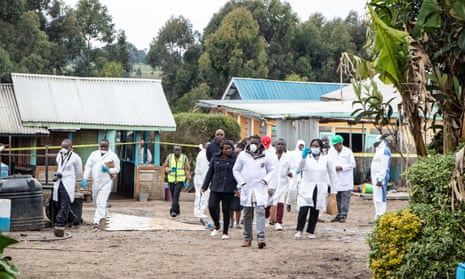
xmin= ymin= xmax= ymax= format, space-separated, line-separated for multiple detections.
xmin=167 ymin=154 xmax=186 ymax=183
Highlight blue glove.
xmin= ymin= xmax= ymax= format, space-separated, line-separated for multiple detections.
xmin=170 ymin=167 xmax=177 ymax=172
xmin=82 ymin=179 xmax=87 ymax=189
xmin=102 ymin=165 xmax=109 ymax=173
xmin=185 ymin=181 xmax=190 ymax=189
xmin=302 ymin=147 xmax=310 ymax=158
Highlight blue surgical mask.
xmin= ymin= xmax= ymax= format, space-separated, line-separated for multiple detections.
xmin=311 ymin=148 xmax=320 ymax=155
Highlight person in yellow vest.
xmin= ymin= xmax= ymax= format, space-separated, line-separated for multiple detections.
xmin=162 ymin=145 xmax=191 ymax=217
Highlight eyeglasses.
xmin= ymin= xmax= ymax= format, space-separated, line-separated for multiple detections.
xmin=216 ymin=133 xmax=224 ymax=136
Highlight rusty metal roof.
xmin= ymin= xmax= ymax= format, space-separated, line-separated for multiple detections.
xmin=11 ymin=73 xmax=176 ymax=131
xmin=0 ymin=84 xmax=49 ymax=135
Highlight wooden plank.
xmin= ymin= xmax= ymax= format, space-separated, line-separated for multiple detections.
xmin=103 ymin=213 xmax=205 ymax=231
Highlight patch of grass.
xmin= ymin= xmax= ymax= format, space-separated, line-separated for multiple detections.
xmin=129 ymin=63 xmax=162 ymax=79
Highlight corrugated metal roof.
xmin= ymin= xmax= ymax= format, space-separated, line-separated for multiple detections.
xmin=11 ymin=73 xmax=176 ymax=131
xmin=197 ymin=99 xmax=400 ymax=120
xmin=0 ymin=84 xmax=49 ymax=135
xmin=221 ymin=77 xmax=350 ymax=100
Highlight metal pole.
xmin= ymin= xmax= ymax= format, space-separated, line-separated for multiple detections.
xmin=45 ymin=145 xmax=49 ymax=185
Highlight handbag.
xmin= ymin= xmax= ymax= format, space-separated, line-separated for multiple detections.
xmin=326 ymin=194 xmax=338 ymax=215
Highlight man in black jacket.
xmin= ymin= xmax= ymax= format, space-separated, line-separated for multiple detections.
xmin=206 ymin=129 xmax=225 ymax=161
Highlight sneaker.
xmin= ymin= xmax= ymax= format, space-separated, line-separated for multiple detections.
xmin=274 ymin=223 xmax=283 ymax=231
xmin=221 ymin=234 xmax=230 ymax=240
xmin=233 ymin=223 xmax=242 ymax=229
xmin=307 ymin=233 xmax=316 ymax=239
xmin=210 ymin=229 xmax=220 ymax=237
xmin=294 ymin=231 xmax=302 ymax=239
xmin=170 ymin=212 xmax=177 ymax=218
xmin=339 ymin=218 xmax=347 ymax=223
xmin=318 ymin=217 xmax=325 ymax=223
xmin=330 ymin=216 xmax=340 ymax=222
xmin=258 ymin=240 xmax=266 ymax=249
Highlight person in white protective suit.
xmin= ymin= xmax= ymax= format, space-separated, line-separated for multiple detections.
xmin=194 ymin=142 xmax=210 ymax=220
xmin=53 ymin=139 xmax=82 ymax=237
xmin=82 ymin=139 xmax=120 ymax=227
xmin=370 ymin=135 xmax=391 ymax=220
xmin=233 ymin=135 xmax=275 ymax=249
xmin=266 ymin=138 xmax=292 ymax=231
xmin=286 ymin=140 xmax=305 ymax=212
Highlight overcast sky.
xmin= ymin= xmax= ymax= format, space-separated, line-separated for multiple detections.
xmin=64 ymin=0 xmax=368 ymax=50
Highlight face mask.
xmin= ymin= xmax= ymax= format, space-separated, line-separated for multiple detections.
xmin=100 ymin=150 xmax=108 ymax=155
xmin=311 ymin=148 xmax=320 ymax=155
xmin=60 ymin=148 xmax=69 ymax=154
xmin=249 ymin=144 xmax=258 ymax=153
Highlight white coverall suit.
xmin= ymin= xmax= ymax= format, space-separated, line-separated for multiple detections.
xmin=83 ymin=150 xmax=120 ymax=225
xmin=194 ymin=146 xmax=210 ymax=218
xmin=370 ymin=138 xmax=391 ymax=218
xmin=286 ymin=140 xmax=305 ymax=209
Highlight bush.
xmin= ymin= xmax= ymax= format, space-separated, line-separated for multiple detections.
xmin=368 ymin=210 xmax=422 ymax=279
xmin=368 ymin=153 xmax=465 ymax=278
xmin=160 ymin=113 xmax=241 ymax=165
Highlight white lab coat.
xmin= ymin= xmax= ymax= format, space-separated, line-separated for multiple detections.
xmin=268 ymin=152 xmax=291 ymax=205
xmin=286 ymin=140 xmax=305 ymax=206
xmin=194 ymin=148 xmax=210 ymax=217
xmin=298 ymin=154 xmax=337 ymax=211
xmin=370 ymin=140 xmax=391 ymax=217
xmin=53 ymin=151 xmax=83 ymax=202
xmin=328 ymin=146 xmax=356 ymax=192
xmin=233 ymin=151 xmax=275 ymax=207
xmin=140 ymin=148 xmax=152 ymax=164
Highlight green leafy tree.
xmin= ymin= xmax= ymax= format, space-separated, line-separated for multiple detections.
xmin=105 ymin=30 xmax=130 ymax=74
xmin=45 ymin=1 xmax=83 ymax=74
xmin=147 ymin=16 xmax=200 ymax=105
xmin=74 ymin=0 xmax=114 ymax=75
xmin=199 ymin=6 xmax=267 ymax=99
xmin=173 ymin=83 xmax=211 ymax=113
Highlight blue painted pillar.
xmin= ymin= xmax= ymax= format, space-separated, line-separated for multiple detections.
xmin=29 ymin=138 xmax=37 ymax=166
xmin=154 ymin=131 xmax=160 ymax=166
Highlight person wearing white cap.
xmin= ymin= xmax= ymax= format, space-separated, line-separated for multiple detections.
xmin=370 ymin=135 xmax=391 ymax=220
xmin=328 ymin=135 xmax=356 ymax=223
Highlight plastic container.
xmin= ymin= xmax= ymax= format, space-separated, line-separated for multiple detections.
xmin=200 ymin=217 xmax=212 ymax=229
xmin=0 ymin=199 xmax=11 ymax=232
xmin=457 ymin=262 xmax=465 ymax=279
xmin=0 ymin=163 xmax=8 ymax=178
xmin=0 ymin=175 xmax=43 ymax=231
xmin=363 ymin=183 xmax=373 ymax=194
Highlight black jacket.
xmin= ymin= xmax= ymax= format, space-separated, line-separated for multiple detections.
xmin=206 ymin=140 xmax=221 ymax=162
xmin=202 ymin=153 xmax=237 ymax=193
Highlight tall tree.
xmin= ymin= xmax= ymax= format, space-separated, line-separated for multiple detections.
xmin=147 ymin=15 xmax=200 ymax=104
xmin=74 ymin=0 xmax=114 ymax=75
xmin=199 ymin=6 xmax=267 ymax=98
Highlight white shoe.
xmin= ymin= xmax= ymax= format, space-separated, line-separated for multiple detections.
xmin=307 ymin=233 xmax=316 ymax=239
xmin=274 ymin=223 xmax=283 ymax=231
xmin=294 ymin=231 xmax=302 ymax=238
xmin=221 ymin=234 xmax=230 ymax=240
xmin=210 ymin=229 xmax=220 ymax=237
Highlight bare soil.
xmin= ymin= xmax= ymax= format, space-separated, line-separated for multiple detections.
xmin=6 ymin=191 xmax=408 ymax=279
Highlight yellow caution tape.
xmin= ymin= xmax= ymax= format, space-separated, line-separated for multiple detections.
xmin=1 ymin=141 xmax=199 ymax=152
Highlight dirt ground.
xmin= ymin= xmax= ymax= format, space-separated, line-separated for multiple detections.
xmin=5 ymin=191 xmax=408 ymax=279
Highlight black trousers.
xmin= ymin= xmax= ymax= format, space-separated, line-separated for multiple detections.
xmin=208 ymin=191 xmax=234 ymax=234
xmin=55 ymin=182 xmax=71 ymax=227
xmin=296 ymin=187 xmax=319 ymax=234
xmin=169 ymin=182 xmax=184 ymax=215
